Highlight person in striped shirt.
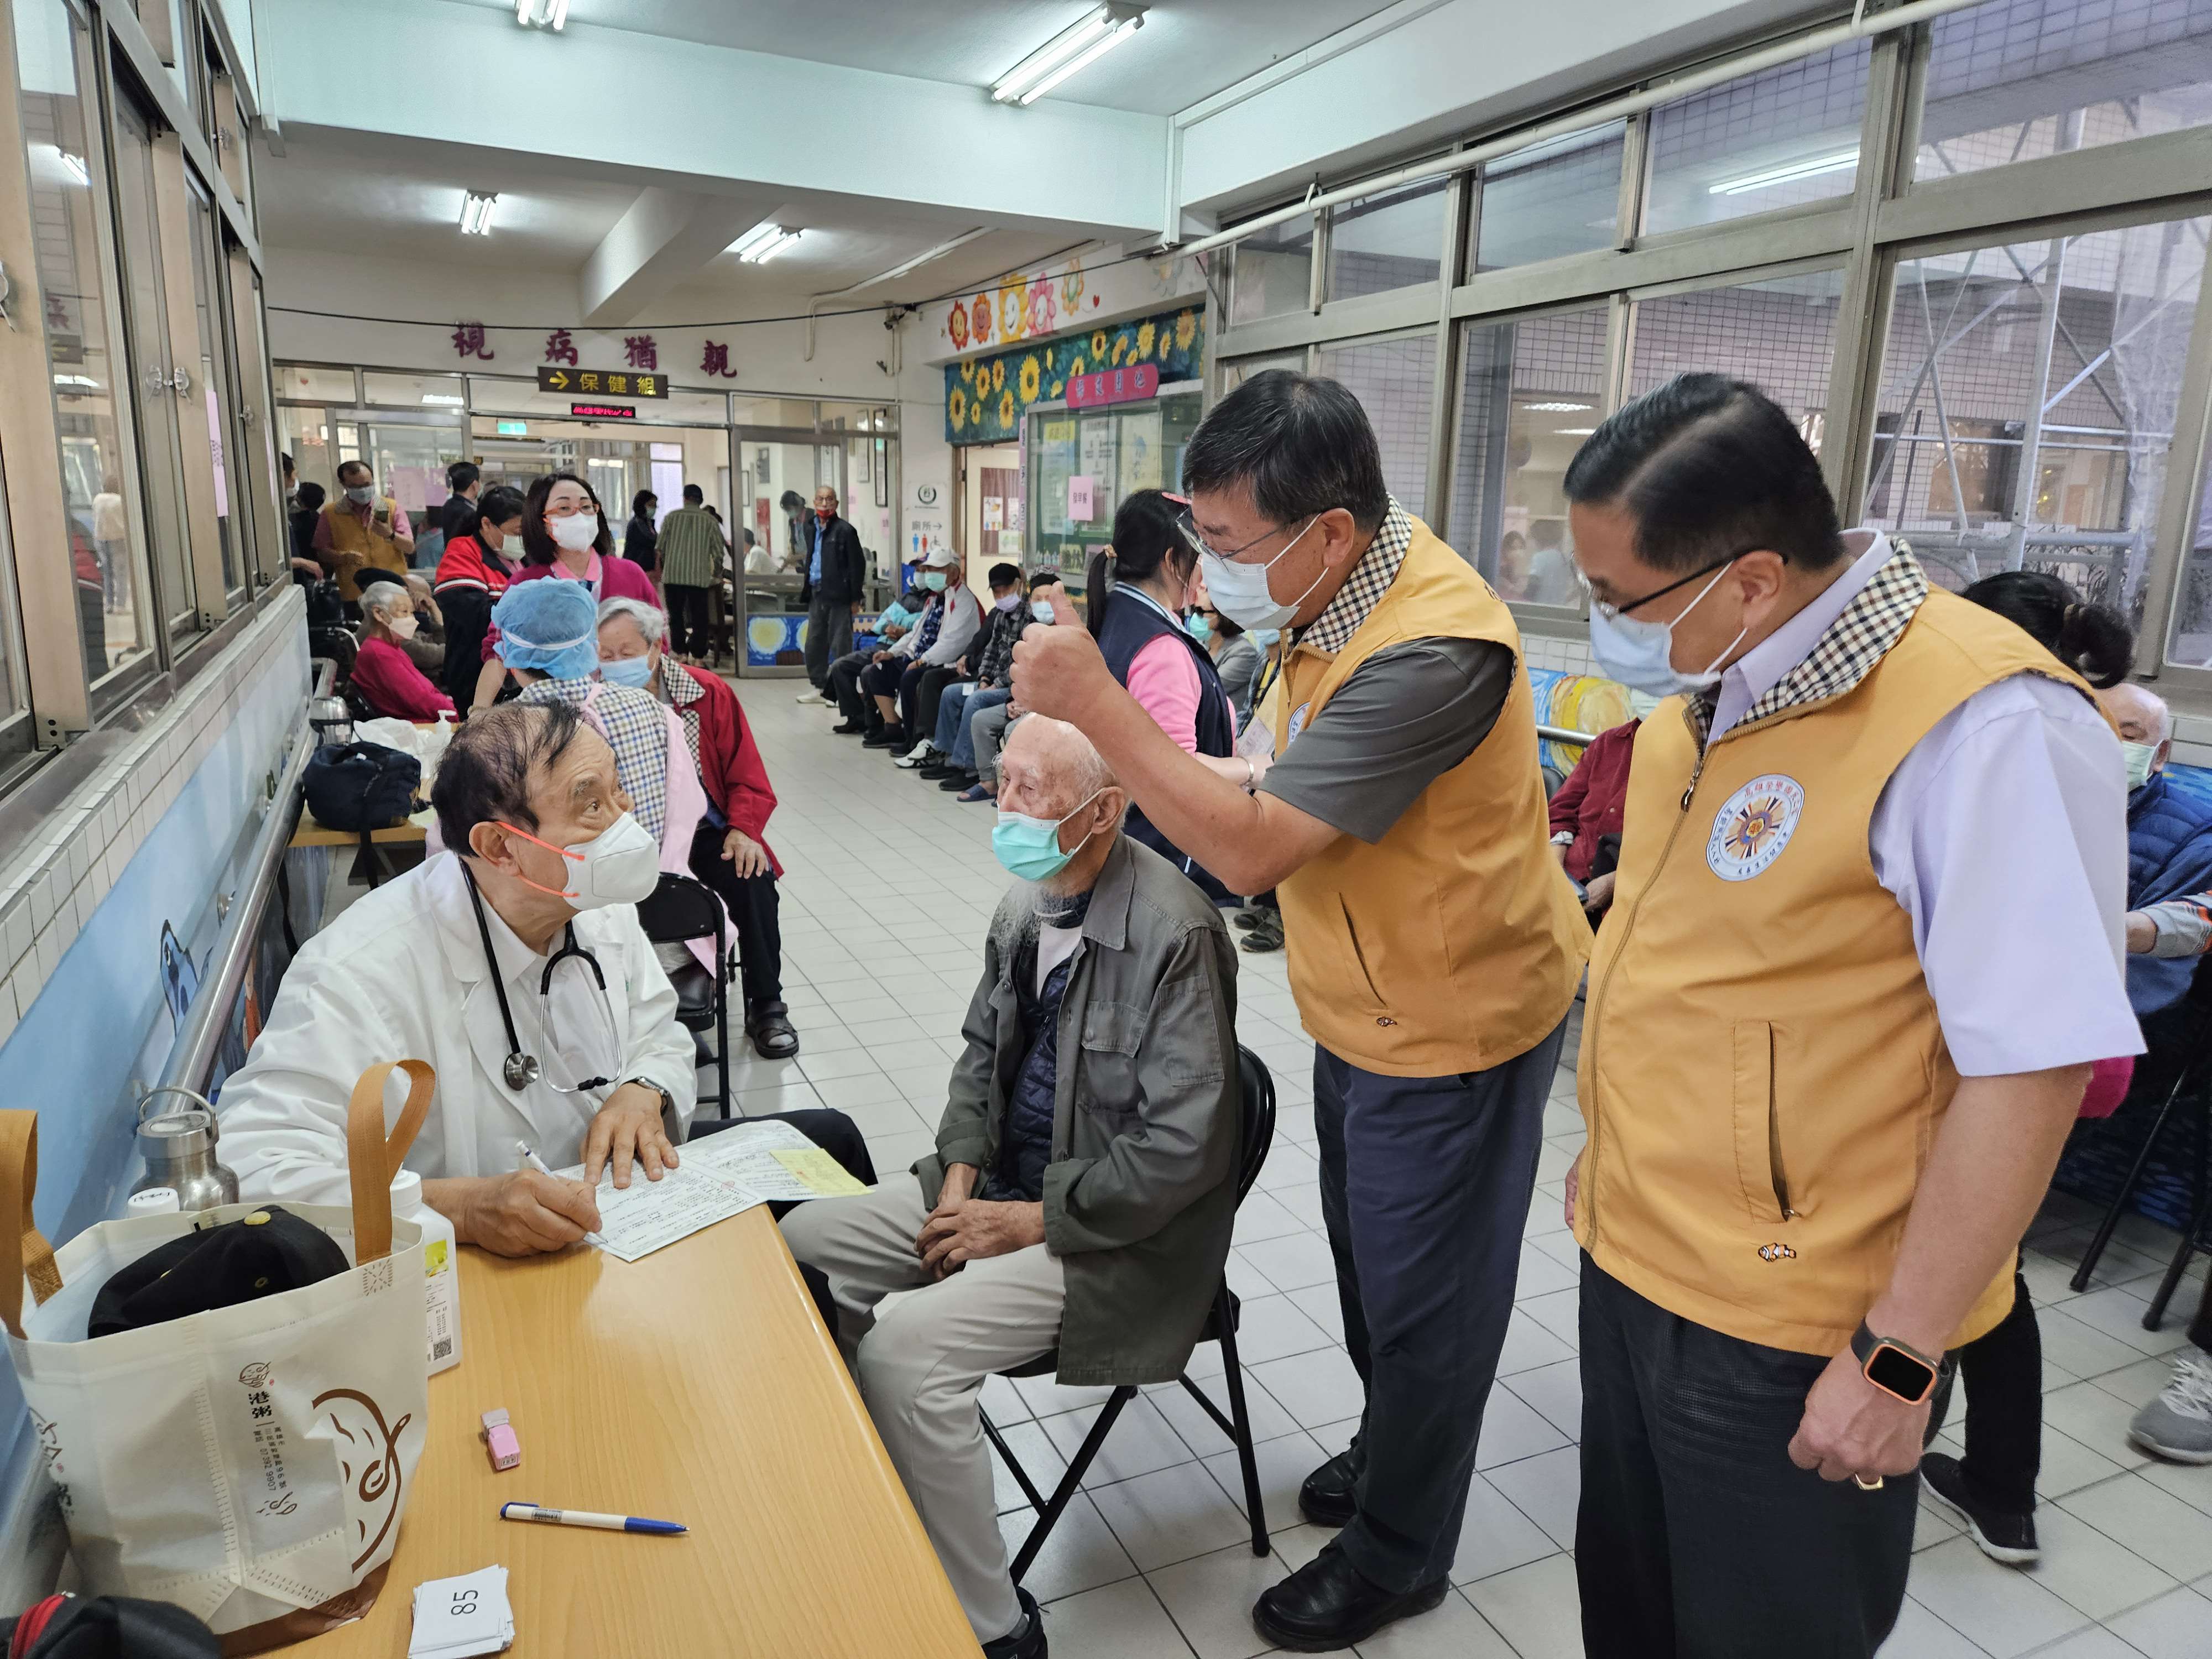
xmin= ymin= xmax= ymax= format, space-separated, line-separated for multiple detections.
xmin=656 ymin=485 xmax=730 ymax=666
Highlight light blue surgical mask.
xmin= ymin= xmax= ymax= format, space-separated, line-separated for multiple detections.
xmin=1186 ymin=613 xmax=1212 ymax=644
xmin=1585 ymin=560 xmax=1745 ymax=698
xmin=598 ymin=654 xmax=654 ymax=690
xmin=1247 ymin=627 xmax=1280 ymax=650
xmin=1199 ymin=516 xmax=1323 ymax=632
xmin=2121 ymin=740 xmax=2161 ymax=792
xmin=922 ymin=571 xmax=949 ymax=592
xmin=1030 ymin=598 xmax=1056 ymax=624
xmin=992 ymin=791 xmax=1102 ymax=883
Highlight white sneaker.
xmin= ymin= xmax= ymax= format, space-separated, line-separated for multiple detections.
xmin=2130 ymin=1348 xmax=2212 ymax=1464
xmin=796 ymin=689 xmax=825 ymax=704
xmin=893 ymin=742 xmax=937 ymax=769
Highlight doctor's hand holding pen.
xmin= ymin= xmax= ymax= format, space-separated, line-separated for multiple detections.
xmin=425 ymin=1167 xmax=601 ymax=1257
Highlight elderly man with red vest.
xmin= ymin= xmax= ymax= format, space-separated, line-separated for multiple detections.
xmin=1563 ymin=374 xmax=2140 ymax=1654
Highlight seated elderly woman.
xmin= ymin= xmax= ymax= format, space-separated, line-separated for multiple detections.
xmin=349 ymin=573 xmax=455 ymax=722
xmin=780 ymin=715 xmax=1241 ymax=1659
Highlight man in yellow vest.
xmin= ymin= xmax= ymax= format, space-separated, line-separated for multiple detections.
xmin=313 ymin=458 xmax=413 ymax=602
xmin=1013 ymin=371 xmax=1589 ymax=1651
xmin=1563 ymin=374 xmax=2139 ymax=1652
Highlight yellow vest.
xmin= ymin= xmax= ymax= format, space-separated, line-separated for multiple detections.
xmin=1274 ymin=518 xmax=1589 ymax=1076
xmin=1572 ymin=586 xmax=2093 ymax=1354
xmin=321 ymin=499 xmax=409 ymax=600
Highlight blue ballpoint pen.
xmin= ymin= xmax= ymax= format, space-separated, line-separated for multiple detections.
xmin=500 ymin=1501 xmax=686 ymax=1536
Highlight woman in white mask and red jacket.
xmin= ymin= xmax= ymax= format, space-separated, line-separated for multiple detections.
xmin=473 ymin=472 xmax=659 ymax=711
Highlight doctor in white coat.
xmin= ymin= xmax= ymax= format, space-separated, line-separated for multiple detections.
xmin=220 ymin=699 xmax=697 ymax=1255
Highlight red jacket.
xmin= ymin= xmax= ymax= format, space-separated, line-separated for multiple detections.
xmin=666 ymin=662 xmax=780 ymax=875
xmin=432 ymin=534 xmax=514 ymax=598
xmin=351 ymin=636 xmax=456 ymax=723
xmin=1548 ymin=718 xmax=1637 ymax=882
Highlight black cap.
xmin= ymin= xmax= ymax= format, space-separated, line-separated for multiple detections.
xmin=88 ymin=1207 xmax=348 ymax=1338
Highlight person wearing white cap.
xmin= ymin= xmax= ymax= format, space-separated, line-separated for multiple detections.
xmin=832 ymin=547 xmax=983 ymax=750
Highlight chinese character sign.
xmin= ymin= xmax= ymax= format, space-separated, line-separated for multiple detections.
xmin=623 ymin=335 xmax=658 ymax=371
xmin=542 ymin=328 xmax=578 ymax=365
xmin=451 ymin=322 xmax=495 ymax=360
xmin=701 ymin=341 xmax=736 ymax=379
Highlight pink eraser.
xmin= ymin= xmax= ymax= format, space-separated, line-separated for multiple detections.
xmin=481 ymin=1408 xmax=521 ymax=1472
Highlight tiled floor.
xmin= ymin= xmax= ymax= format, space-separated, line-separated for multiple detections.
xmin=731 ymin=678 xmax=2212 ymax=1659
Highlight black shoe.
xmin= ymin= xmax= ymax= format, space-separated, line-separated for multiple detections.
xmin=938 ymin=770 xmax=980 ymax=792
xmin=1298 ymin=1443 xmax=1360 ymax=1527
xmin=1251 ymin=1545 xmax=1446 ymax=1652
xmin=831 ymin=720 xmax=867 ymax=735
xmin=1920 ymin=1452 xmax=2038 ymax=1564
xmin=1234 ymin=909 xmax=1262 ymax=930
xmin=1241 ymin=911 xmax=1285 ymax=953
xmin=981 ymin=1587 xmax=1046 ymax=1659
xmin=745 ymin=1005 xmax=800 ymax=1060
xmin=918 ymin=761 xmax=956 ymax=779
xmin=863 ymin=725 xmax=907 ymax=750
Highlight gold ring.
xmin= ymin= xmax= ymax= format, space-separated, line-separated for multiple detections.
xmin=1853 ymin=1474 xmax=1885 ymax=1491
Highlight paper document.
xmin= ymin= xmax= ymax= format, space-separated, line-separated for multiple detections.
xmin=555 ymin=1121 xmax=863 ymax=1263
xmin=411 ymin=1566 xmax=514 ymax=1658
xmin=1235 ymin=714 xmax=1273 ymax=762
xmin=687 ymin=1118 xmax=870 ymax=1201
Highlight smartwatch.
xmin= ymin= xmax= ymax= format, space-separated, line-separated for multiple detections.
xmin=1850 ymin=1321 xmax=1940 ymax=1405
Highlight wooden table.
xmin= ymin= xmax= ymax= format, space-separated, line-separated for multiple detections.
xmin=288 ymin=807 xmax=433 ymax=850
xmin=300 ymin=1207 xmax=978 ymax=1657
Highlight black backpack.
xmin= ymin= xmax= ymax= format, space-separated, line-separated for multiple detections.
xmin=303 ymin=741 xmax=420 ymax=833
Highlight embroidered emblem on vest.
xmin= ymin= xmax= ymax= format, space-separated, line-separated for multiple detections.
xmin=1758 ymin=1241 xmax=1797 ymax=1262
xmin=1707 ymin=774 xmax=1804 ymax=882
xmin=1286 ymin=701 xmax=1313 ymax=743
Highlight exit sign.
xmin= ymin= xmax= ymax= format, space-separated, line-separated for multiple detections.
xmin=571 ymin=401 xmax=637 ymax=420
xmin=495 ymin=419 xmax=528 ymax=435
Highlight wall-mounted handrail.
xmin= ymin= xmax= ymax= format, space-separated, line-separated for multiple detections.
xmin=1537 ymin=723 xmax=1596 ymax=747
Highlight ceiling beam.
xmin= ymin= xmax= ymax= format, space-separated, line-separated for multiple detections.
xmin=579 ymin=188 xmax=770 ymax=325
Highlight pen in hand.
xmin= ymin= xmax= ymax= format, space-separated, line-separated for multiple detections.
xmin=515 ymin=1141 xmax=607 ymax=1248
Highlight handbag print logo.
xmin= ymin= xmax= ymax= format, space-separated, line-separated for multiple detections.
xmin=312 ymin=1388 xmax=413 ymax=1569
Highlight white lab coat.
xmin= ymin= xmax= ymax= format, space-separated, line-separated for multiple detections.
xmin=218 ymin=852 xmax=697 ymax=1206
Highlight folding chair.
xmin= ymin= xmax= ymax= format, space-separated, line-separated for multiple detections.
xmin=635 ymin=873 xmax=733 ymax=1119
xmin=982 ymin=1045 xmax=1278 ymax=1580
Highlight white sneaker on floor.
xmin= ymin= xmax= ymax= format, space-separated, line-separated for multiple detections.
xmin=796 ymin=689 xmax=825 ymax=703
xmin=893 ymin=742 xmax=937 ymax=769
xmin=2130 ymin=1348 xmax=2212 ymax=1463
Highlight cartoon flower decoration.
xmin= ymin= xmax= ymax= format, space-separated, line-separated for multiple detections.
xmin=959 ymin=359 xmax=974 ymax=383
xmin=1110 ymin=335 xmax=1129 ymax=365
xmin=998 ymin=389 xmax=1015 ymax=427
xmin=1019 ymin=356 xmax=1041 ymax=403
xmin=948 ymin=387 xmax=967 ymax=429
xmin=1091 ymin=330 xmax=1109 ymax=358
xmin=991 ymin=358 xmax=1006 ymax=394
xmin=948 ymin=304 xmax=969 ymax=349
xmin=1136 ymin=320 xmax=1156 ymax=359
xmin=999 ymin=281 xmax=1026 ymax=340
xmin=971 ymin=295 xmax=992 ymax=343
xmin=1026 ymin=278 xmax=1056 ymax=337
xmin=1050 ymin=381 xmax=1063 ymax=398
xmin=1175 ymin=310 xmax=1197 ymax=351
xmin=1157 ymin=333 xmax=1173 ymax=362
xmin=1061 ymin=262 xmax=1086 ymax=310
xmin=1069 ymin=357 xmax=1087 ymax=379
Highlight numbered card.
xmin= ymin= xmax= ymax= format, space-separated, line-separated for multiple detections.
xmin=410 ymin=1564 xmax=514 ymax=1657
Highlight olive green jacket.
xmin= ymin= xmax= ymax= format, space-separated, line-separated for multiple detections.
xmin=917 ymin=835 xmax=1240 ymax=1386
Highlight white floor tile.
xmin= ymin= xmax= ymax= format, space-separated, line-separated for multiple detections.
xmin=1153 ymin=1370 xmax=1303 ymax=1453
xmin=2021 ymin=1500 xmax=2182 ymax=1620
xmin=991 ymin=1418 xmax=1070 ymax=1517
xmin=1250 ymin=1348 xmax=1368 ymax=1430
xmin=2059 ymin=1473 xmax=2212 ymax=1582
xmin=1145 ymin=1540 xmax=1289 ymax=1659
xmin=1037 ymin=1574 xmax=1197 ymax=1659
xmin=1200 ymin=1428 xmax=1326 ymax=1528
xmin=1463 ymin=1554 xmax=1585 ymax=1659
xmin=1041 ymin=1394 xmax=1203 ymax=1488
xmin=1907 ymin=1535 xmax=2093 ymax=1657
xmin=2105 ymin=1584 xmax=2212 ymax=1658
xmin=2043 ymin=1380 xmax=2158 ymax=1470
xmin=1474 ymin=1383 xmax=1571 ymax=1471
xmin=1352 ymin=1586 xmax=1517 ymax=1657
xmin=1503 ymin=1358 xmax=1582 ymax=1439
xmin=1000 ymin=1491 xmax=1139 ymax=1605
xmin=1088 ymin=1460 xmax=1258 ymax=1572
xmin=1449 ymin=1471 xmax=1561 ymax=1585
xmin=1223 ymin=1293 xmax=1335 ymax=1366
xmin=1484 ymin=1444 xmax=1580 ymax=1550
xmin=1873 ymin=1598 xmax=1984 ymax=1657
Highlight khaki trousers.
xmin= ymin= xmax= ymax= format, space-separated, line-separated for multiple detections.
xmin=780 ymin=1180 xmax=1063 ymax=1643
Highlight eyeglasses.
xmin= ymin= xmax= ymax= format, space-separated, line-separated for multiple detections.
xmin=1175 ymin=510 xmax=1316 ymax=566
xmin=1574 ymin=548 xmax=1762 ymax=620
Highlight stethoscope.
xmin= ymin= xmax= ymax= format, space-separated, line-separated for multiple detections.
xmin=461 ymin=864 xmax=611 ymax=1093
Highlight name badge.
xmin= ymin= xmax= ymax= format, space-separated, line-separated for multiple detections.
xmin=1706 ymin=774 xmax=1804 ymax=881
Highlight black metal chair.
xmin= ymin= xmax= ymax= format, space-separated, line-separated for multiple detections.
xmin=635 ymin=873 xmax=733 ymax=1119
xmin=981 ymin=1045 xmax=1277 ymax=1581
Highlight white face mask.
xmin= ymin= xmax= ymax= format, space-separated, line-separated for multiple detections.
xmin=2121 ymin=740 xmax=2161 ymax=792
xmin=1199 ymin=517 xmax=1327 ymax=632
xmin=503 ymin=811 xmax=661 ymax=909
xmin=1030 ymin=598 xmax=1056 ymax=624
xmin=549 ymin=512 xmax=601 ymax=554
xmin=386 ymin=613 xmax=419 ymax=641
xmin=1585 ymin=561 xmax=1746 ymax=698
xmin=344 ymin=484 xmax=376 ymax=507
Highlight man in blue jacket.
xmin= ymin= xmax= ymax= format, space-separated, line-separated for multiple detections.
xmin=2106 ymin=682 xmax=2212 ymax=1013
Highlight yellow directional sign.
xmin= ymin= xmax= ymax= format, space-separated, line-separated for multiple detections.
xmin=536 ymin=364 xmax=667 ymax=399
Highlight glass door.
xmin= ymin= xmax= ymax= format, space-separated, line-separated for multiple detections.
xmin=106 ymin=85 xmax=196 ymax=638
xmin=182 ymin=175 xmax=242 ymax=598
xmin=735 ymin=432 xmax=831 ymax=673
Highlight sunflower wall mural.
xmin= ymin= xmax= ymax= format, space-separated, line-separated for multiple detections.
xmin=945 ymin=306 xmax=1204 ymax=445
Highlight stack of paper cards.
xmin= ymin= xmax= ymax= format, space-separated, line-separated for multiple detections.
xmin=410 ymin=1565 xmax=514 ymax=1658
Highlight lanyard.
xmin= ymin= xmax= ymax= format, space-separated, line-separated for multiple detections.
xmin=462 ymin=864 xmax=611 ymax=1093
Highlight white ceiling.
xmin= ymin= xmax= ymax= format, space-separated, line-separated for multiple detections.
xmin=444 ymin=0 xmax=1399 ymax=115
xmin=256 ymin=128 xmax=1087 ymax=311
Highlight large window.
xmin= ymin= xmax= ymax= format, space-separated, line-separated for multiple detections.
xmin=1917 ymin=0 xmax=2212 ymax=181
xmin=1643 ymin=44 xmax=1870 ymax=234
xmin=1629 ymin=271 xmax=1844 ymax=454
xmin=1327 ymin=178 xmax=1447 ymax=301
xmin=1866 ymin=218 xmax=2208 ymax=612
xmin=1446 ymin=308 xmax=1608 ymax=599
xmin=1229 ymin=216 xmax=1316 ymax=322
xmin=1472 ymin=124 xmax=1624 ymax=273
xmin=1318 ymin=334 xmax=1438 ymax=521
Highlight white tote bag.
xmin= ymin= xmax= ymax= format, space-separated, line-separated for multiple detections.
xmin=2 ymin=1061 xmax=436 ymax=1652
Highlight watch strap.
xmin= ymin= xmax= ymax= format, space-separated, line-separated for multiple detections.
xmin=1851 ymin=1320 xmax=1941 ymax=1400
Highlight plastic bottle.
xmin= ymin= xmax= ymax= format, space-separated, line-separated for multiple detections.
xmin=392 ymin=1170 xmax=462 ymax=1373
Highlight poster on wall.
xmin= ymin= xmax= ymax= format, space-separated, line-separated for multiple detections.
xmin=1119 ymin=408 xmax=1164 ymax=497
xmin=1068 ymin=476 xmax=1095 ymax=521
xmin=1037 ymin=418 xmax=1076 ymax=536
xmin=945 ymin=307 xmax=1205 ymax=446
xmin=983 ymin=498 xmax=1004 ymax=531
xmin=1079 ymin=421 xmax=1116 ymax=494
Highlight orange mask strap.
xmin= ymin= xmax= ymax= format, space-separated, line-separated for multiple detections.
xmin=494 ymin=820 xmax=583 ymax=900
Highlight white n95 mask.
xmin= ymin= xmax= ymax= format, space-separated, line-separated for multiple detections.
xmin=549 ymin=512 xmax=602 ymax=553
xmin=498 ymin=811 xmax=661 ymax=908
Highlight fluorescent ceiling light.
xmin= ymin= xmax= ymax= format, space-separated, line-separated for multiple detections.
xmin=1557 ymin=427 xmax=1595 ymax=436
xmin=56 ymin=150 xmax=88 ymax=186
xmin=421 ymin=393 xmax=465 ymax=406
xmin=993 ymin=4 xmax=1144 ymax=106
xmin=1525 ymin=400 xmax=1590 ymax=412
xmin=1710 ymin=148 xmax=1858 ymax=196
xmin=52 ymin=373 xmax=98 ymax=388
xmin=515 ymin=0 xmax=567 ymax=29
xmin=730 ymin=223 xmax=801 ymax=264
xmin=460 ymin=191 xmax=498 ymax=236
xmin=847 ymin=227 xmax=994 ymax=291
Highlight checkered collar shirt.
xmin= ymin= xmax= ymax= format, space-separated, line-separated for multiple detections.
xmin=1295 ymin=497 xmax=1415 ymax=657
xmin=517 ymin=677 xmax=671 ymax=842
xmin=661 ymin=660 xmax=706 ymax=771
xmin=1691 ymin=531 xmax=1929 ymax=746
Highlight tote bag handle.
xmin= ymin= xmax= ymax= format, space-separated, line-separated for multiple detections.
xmin=346 ymin=1060 xmax=434 ymax=1266
xmin=0 ymin=1114 xmax=62 ymax=1340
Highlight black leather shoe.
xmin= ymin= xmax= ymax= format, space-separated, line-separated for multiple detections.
xmin=831 ymin=720 xmax=867 ymax=735
xmin=863 ymin=725 xmax=907 ymax=750
xmin=938 ymin=770 xmax=980 ymax=791
xmin=1251 ymin=1546 xmax=1446 ymax=1653
xmin=981 ymin=1587 xmax=1046 ymax=1659
xmin=917 ymin=761 xmax=955 ymax=779
xmin=1298 ymin=1442 xmax=1360 ymax=1527
xmin=746 ymin=1005 xmax=800 ymax=1059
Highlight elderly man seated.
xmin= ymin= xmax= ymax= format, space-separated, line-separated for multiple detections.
xmin=219 ymin=701 xmax=867 ymax=1253
xmin=2103 ymin=681 xmax=2212 ymax=1014
xmin=781 ymin=716 xmax=1240 ymax=1659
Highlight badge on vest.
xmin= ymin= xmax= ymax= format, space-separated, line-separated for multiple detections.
xmin=1286 ymin=701 xmax=1313 ymax=743
xmin=1706 ymin=774 xmax=1804 ymax=882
